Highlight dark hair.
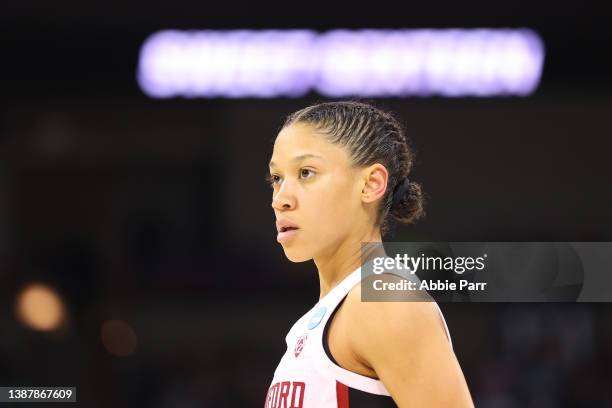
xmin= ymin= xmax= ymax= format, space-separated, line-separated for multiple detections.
xmin=283 ymin=100 xmax=425 ymax=235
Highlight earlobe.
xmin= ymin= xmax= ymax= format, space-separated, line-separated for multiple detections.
xmin=361 ymin=187 xmax=373 ymax=203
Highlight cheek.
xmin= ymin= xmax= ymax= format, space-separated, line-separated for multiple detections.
xmin=304 ymin=186 xmax=355 ymax=234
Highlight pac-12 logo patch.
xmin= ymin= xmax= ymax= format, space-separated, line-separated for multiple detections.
xmin=307 ymin=306 xmax=327 ymax=330
xmin=294 ymin=333 xmax=308 ymax=358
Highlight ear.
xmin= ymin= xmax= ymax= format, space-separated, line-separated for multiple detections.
xmin=361 ymin=163 xmax=389 ymax=204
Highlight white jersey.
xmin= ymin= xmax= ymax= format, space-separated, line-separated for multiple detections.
xmin=264 ymin=265 xmax=453 ymax=407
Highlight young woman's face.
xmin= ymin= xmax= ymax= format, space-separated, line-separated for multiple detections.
xmin=269 ymin=122 xmax=365 ymax=262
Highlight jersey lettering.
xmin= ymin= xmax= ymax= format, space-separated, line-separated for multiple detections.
xmin=264 ymin=381 xmax=305 ymax=408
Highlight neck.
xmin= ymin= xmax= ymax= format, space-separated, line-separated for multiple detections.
xmin=314 ymin=226 xmax=387 ymax=299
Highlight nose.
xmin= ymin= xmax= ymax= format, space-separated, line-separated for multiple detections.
xmin=271 ymin=180 xmax=297 ymax=211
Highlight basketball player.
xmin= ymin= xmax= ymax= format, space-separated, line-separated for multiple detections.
xmin=264 ymin=101 xmax=474 ymax=407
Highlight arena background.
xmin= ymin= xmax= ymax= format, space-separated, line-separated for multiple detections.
xmin=1 ymin=1 xmax=611 ymax=406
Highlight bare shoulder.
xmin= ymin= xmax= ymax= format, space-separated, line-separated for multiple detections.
xmin=345 ymin=273 xmax=441 ymax=326
xmin=340 ymin=275 xmax=473 ymax=407
xmin=341 ymin=273 xmax=451 ymax=354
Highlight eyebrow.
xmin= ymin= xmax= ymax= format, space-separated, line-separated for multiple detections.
xmin=269 ymin=153 xmax=324 ymax=168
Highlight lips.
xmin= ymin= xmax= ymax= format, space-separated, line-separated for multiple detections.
xmin=279 ymin=226 xmax=298 ymax=232
xmin=276 ymin=219 xmax=300 ymax=243
xmin=277 ymin=227 xmax=299 ymax=243
xmin=276 ymin=219 xmax=300 ymax=233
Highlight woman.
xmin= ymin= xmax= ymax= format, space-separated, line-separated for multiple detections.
xmin=264 ymin=101 xmax=474 ymax=407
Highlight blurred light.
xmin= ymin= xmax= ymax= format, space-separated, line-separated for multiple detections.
xmin=137 ymin=29 xmax=545 ymax=98
xmin=16 ymin=283 xmax=66 ymax=331
xmin=101 ymin=320 xmax=138 ymax=357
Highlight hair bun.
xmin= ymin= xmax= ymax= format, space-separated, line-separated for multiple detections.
xmin=390 ymin=179 xmax=426 ymax=225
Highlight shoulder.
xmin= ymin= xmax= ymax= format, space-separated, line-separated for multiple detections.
xmin=341 ymin=273 xmax=451 ymax=363
xmin=343 ymin=272 xmax=442 ymax=330
xmin=335 ymin=273 xmax=474 ymax=406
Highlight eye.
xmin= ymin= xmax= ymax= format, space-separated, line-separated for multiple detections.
xmin=300 ymin=168 xmax=315 ymax=180
xmin=265 ymin=173 xmax=281 ymax=187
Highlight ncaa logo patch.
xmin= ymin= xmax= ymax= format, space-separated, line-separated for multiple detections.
xmin=294 ymin=333 xmax=308 ymax=358
xmin=307 ymin=306 xmax=327 ymax=330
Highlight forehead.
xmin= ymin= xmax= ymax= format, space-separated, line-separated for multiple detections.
xmin=271 ymin=123 xmax=349 ymax=165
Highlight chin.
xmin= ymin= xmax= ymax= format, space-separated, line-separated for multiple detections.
xmin=282 ymin=247 xmax=312 ymax=263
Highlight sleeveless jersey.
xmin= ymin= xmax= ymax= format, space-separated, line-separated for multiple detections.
xmin=264 ymin=265 xmax=453 ymax=407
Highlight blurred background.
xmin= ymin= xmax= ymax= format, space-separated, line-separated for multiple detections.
xmin=1 ymin=0 xmax=612 ymax=407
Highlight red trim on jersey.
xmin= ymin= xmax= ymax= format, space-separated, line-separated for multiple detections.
xmin=336 ymin=381 xmax=349 ymax=408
